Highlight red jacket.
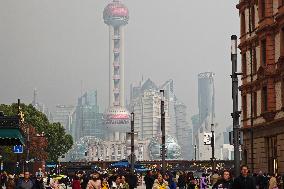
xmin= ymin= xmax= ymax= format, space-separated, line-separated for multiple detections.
xmin=72 ymin=180 xmax=81 ymax=189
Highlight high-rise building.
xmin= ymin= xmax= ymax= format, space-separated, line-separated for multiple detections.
xmin=130 ymin=79 xmax=171 ymax=140
xmin=130 ymin=78 xmax=190 ymax=160
xmin=53 ymin=105 xmax=75 ymax=135
xmin=73 ymin=90 xmax=102 ymax=142
xmin=198 ymin=72 xmax=215 ymax=129
xmin=237 ymin=0 xmax=284 ymax=173
xmin=103 ymin=0 xmax=130 ymax=142
xmin=31 ymin=88 xmax=53 ymax=121
xmin=175 ymin=101 xmax=193 ymax=160
xmin=192 ymin=72 xmax=216 ymax=160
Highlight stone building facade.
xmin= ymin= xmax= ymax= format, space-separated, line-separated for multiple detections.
xmin=237 ymin=0 xmax=284 ymax=174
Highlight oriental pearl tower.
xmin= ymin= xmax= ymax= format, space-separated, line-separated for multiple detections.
xmin=103 ymin=0 xmax=130 ymax=141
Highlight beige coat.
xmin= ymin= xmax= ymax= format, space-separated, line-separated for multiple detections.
xmin=269 ymin=176 xmax=278 ymax=189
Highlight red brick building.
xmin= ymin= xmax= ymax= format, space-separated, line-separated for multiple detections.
xmin=237 ymin=0 xmax=284 ymax=174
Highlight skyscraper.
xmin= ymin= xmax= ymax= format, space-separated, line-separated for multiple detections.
xmin=198 ymin=72 xmax=215 ymax=130
xmin=53 ymin=105 xmax=75 ymax=135
xmin=31 ymin=88 xmax=53 ymax=121
xmin=73 ymin=90 xmax=102 ymax=142
xmin=103 ymin=0 xmax=130 ymax=141
xmin=193 ymin=72 xmax=215 ymax=160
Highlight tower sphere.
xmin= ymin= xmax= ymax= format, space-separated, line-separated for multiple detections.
xmin=103 ymin=0 xmax=129 ymax=27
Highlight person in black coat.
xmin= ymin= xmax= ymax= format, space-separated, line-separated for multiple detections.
xmin=144 ymin=171 xmax=154 ymax=189
xmin=126 ymin=173 xmax=137 ymax=189
xmin=34 ymin=176 xmax=44 ymax=189
xmin=212 ymin=170 xmax=233 ymax=189
xmin=177 ymin=173 xmax=186 ymax=189
xmin=232 ymin=165 xmax=256 ymax=189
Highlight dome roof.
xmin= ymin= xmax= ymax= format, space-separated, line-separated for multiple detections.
xmin=148 ymin=135 xmax=182 ymax=160
xmin=103 ymin=0 xmax=129 ymax=26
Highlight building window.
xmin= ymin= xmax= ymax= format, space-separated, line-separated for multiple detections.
xmin=251 ymin=6 xmax=255 ymax=30
xmin=281 ymin=27 xmax=284 ymax=57
xmin=241 ymin=12 xmax=246 ymax=36
xmin=261 ymin=39 xmax=267 ymax=66
xmin=266 ymin=136 xmax=278 ymax=174
xmin=253 ymin=92 xmax=257 ymax=117
xmin=260 ymin=0 xmax=266 ymax=18
xmin=242 ymin=53 xmax=247 ymax=75
xmin=281 ymin=79 xmax=284 ymax=107
xmin=253 ymin=48 xmax=257 ymax=74
xmin=262 ymin=86 xmax=268 ymax=112
xmin=243 ymin=95 xmax=247 ymax=120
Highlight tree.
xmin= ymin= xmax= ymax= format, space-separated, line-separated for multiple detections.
xmin=45 ymin=122 xmax=73 ymax=162
xmin=0 ymin=103 xmax=73 ymax=162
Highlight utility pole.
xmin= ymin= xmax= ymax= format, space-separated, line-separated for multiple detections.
xmin=160 ymin=90 xmax=166 ymax=174
xmin=130 ymin=112 xmax=135 ymax=174
xmin=18 ymin=99 xmax=29 ymax=172
xmin=194 ymin=145 xmax=197 ymax=161
xmin=231 ymin=35 xmax=241 ymax=177
xmin=211 ymin=124 xmax=215 ymax=172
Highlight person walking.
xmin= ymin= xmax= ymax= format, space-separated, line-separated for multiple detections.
xmin=152 ymin=174 xmax=168 ymax=189
xmin=186 ymin=172 xmax=197 ymax=189
xmin=16 ymin=172 xmax=35 ymax=189
xmin=232 ymin=165 xmax=256 ymax=189
xmin=125 ymin=173 xmax=137 ymax=189
xmin=87 ymin=174 xmax=101 ymax=189
xmin=199 ymin=173 xmax=208 ymax=189
xmin=72 ymin=176 xmax=81 ymax=189
xmin=144 ymin=171 xmax=155 ymax=189
xmin=268 ymin=174 xmax=278 ymax=189
xmin=212 ymin=170 xmax=232 ymax=189
xmin=211 ymin=171 xmax=220 ymax=186
xmin=34 ymin=176 xmax=44 ymax=189
xmin=101 ymin=178 xmax=109 ymax=189
xmin=177 ymin=173 xmax=186 ymax=189
xmin=6 ymin=175 xmax=16 ymax=189
xmin=120 ymin=176 xmax=129 ymax=189
xmin=256 ymin=171 xmax=266 ymax=189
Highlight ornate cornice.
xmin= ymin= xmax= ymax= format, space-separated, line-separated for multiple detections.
xmin=236 ymin=0 xmax=248 ymax=11
xmin=240 ymin=65 xmax=277 ymax=93
xmin=275 ymin=7 xmax=284 ymax=26
xmin=261 ymin=111 xmax=277 ymax=122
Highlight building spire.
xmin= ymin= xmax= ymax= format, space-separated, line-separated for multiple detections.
xmin=32 ymin=88 xmax=38 ymax=106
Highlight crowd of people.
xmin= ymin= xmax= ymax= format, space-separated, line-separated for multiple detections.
xmin=1 ymin=165 xmax=284 ymax=189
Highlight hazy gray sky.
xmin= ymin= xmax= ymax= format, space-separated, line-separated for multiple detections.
xmin=0 ymin=0 xmax=239 ymax=128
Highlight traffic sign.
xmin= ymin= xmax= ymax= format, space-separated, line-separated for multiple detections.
xmin=13 ymin=145 xmax=23 ymax=153
xmin=203 ymin=132 xmax=212 ymax=145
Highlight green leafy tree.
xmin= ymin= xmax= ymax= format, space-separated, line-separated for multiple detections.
xmin=45 ymin=122 xmax=73 ymax=161
xmin=0 ymin=103 xmax=73 ymax=162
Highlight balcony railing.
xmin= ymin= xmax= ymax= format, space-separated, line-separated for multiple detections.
xmin=113 ymin=75 xmax=120 ymax=80
xmin=113 ymin=35 xmax=120 ymax=40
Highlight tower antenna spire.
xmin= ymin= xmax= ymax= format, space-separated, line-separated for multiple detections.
xmin=103 ymin=0 xmax=130 ymax=142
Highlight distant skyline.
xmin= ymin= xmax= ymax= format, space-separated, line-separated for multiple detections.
xmin=0 ymin=0 xmax=239 ymax=129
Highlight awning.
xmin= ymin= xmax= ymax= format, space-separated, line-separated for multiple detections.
xmin=0 ymin=128 xmax=25 ymax=145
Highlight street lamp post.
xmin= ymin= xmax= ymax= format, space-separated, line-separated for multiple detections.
xmin=160 ymin=90 xmax=166 ymax=174
xmin=211 ymin=124 xmax=215 ymax=172
xmin=0 ymin=155 xmax=2 ymax=174
xmin=130 ymin=112 xmax=135 ymax=174
xmin=231 ymin=35 xmax=241 ymax=177
xmin=194 ymin=145 xmax=197 ymax=161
